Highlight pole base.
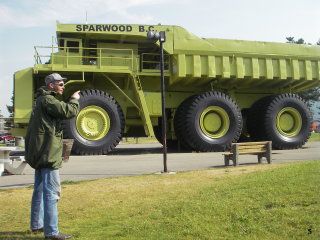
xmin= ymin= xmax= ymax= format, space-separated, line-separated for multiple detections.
xmin=154 ymin=171 xmax=176 ymax=175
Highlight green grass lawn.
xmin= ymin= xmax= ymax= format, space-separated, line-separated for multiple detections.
xmin=309 ymin=132 xmax=320 ymax=141
xmin=0 ymin=161 xmax=319 ymax=240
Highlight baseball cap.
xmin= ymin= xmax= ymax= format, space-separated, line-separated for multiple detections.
xmin=45 ymin=73 xmax=67 ymax=85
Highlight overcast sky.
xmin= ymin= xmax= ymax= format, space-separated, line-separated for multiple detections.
xmin=0 ymin=0 xmax=319 ymax=117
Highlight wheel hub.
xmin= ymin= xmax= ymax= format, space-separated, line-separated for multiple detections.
xmin=200 ymin=106 xmax=230 ymax=138
xmin=276 ymin=107 xmax=302 ymax=137
xmin=76 ymin=106 xmax=110 ymax=140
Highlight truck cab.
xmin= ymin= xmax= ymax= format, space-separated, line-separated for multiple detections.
xmin=52 ymin=38 xmax=83 ymax=65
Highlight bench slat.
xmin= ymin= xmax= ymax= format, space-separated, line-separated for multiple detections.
xmin=239 ymin=143 xmax=266 ymax=147
xmin=238 ymin=146 xmax=266 ymax=151
xmin=238 ymin=151 xmax=266 ymax=155
xmin=223 ymin=151 xmax=266 ymax=155
xmin=231 ymin=141 xmax=270 ymax=146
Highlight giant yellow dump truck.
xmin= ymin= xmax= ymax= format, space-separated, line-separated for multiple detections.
xmin=13 ymin=22 xmax=320 ymax=154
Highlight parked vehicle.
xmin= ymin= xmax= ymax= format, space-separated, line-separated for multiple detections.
xmin=0 ymin=133 xmax=14 ymax=142
xmin=12 ymin=22 xmax=320 ymax=154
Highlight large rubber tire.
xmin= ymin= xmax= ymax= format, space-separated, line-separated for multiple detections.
xmin=247 ymin=96 xmax=273 ymax=141
xmin=63 ymin=89 xmax=124 ymax=155
xmin=153 ymin=125 xmax=162 ymax=144
xmin=174 ymin=95 xmax=197 ymax=151
xmin=264 ymin=94 xmax=312 ymax=149
xmin=177 ymin=92 xmax=243 ymax=152
xmin=153 ymin=122 xmax=179 ymax=150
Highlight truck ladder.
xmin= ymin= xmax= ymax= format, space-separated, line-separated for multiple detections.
xmin=130 ymin=74 xmax=155 ymax=137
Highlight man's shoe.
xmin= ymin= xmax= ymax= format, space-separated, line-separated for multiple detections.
xmin=45 ymin=233 xmax=72 ymax=239
xmin=31 ymin=228 xmax=43 ymax=234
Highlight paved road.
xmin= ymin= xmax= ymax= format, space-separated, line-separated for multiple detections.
xmin=1 ymin=141 xmax=319 ymax=189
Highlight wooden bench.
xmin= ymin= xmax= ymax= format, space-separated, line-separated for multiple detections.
xmin=223 ymin=141 xmax=272 ymax=166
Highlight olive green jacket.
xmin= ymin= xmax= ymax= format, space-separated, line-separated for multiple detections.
xmin=25 ymin=87 xmax=79 ymax=169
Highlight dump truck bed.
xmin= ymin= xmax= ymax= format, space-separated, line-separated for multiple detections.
xmin=170 ymin=27 xmax=320 ymax=91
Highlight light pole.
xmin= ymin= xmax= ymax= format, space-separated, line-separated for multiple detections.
xmin=147 ymin=31 xmax=167 ymax=172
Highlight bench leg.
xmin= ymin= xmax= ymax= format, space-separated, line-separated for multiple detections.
xmin=266 ymin=152 xmax=272 ymax=164
xmin=232 ymin=154 xmax=239 ymax=166
xmin=224 ymin=155 xmax=230 ymax=166
xmin=258 ymin=154 xmax=263 ymax=164
xmin=4 ymin=162 xmax=27 ymax=175
xmin=0 ymin=163 xmax=4 ymax=176
xmin=231 ymin=145 xmax=239 ymax=166
xmin=267 ymin=141 xmax=272 ymax=164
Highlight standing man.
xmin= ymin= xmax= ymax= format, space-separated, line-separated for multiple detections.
xmin=25 ymin=73 xmax=80 ymax=240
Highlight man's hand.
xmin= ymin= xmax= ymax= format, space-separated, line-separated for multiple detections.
xmin=71 ymin=90 xmax=80 ymax=100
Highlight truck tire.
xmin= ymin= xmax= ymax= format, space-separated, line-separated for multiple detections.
xmin=63 ymin=89 xmax=124 ymax=155
xmin=174 ymin=95 xmax=197 ymax=151
xmin=178 ymin=92 xmax=243 ymax=152
xmin=263 ymin=94 xmax=312 ymax=149
xmin=153 ymin=123 xmax=179 ymax=150
xmin=247 ymin=96 xmax=273 ymax=141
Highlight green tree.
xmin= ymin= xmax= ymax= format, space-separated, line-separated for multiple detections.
xmin=286 ymin=37 xmax=306 ymax=44
xmin=6 ymin=91 xmax=14 ymax=118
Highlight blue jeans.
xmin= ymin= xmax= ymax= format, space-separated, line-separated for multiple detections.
xmin=31 ymin=168 xmax=61 ymax=236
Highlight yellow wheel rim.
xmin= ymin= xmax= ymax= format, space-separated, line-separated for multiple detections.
xmin=76 ymin=106 xmax=110 ymax=140
xmin=199 ymin=106 xmax=230 ymax=138
xmin=276 ymin=107 xmax=302 ymax=137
